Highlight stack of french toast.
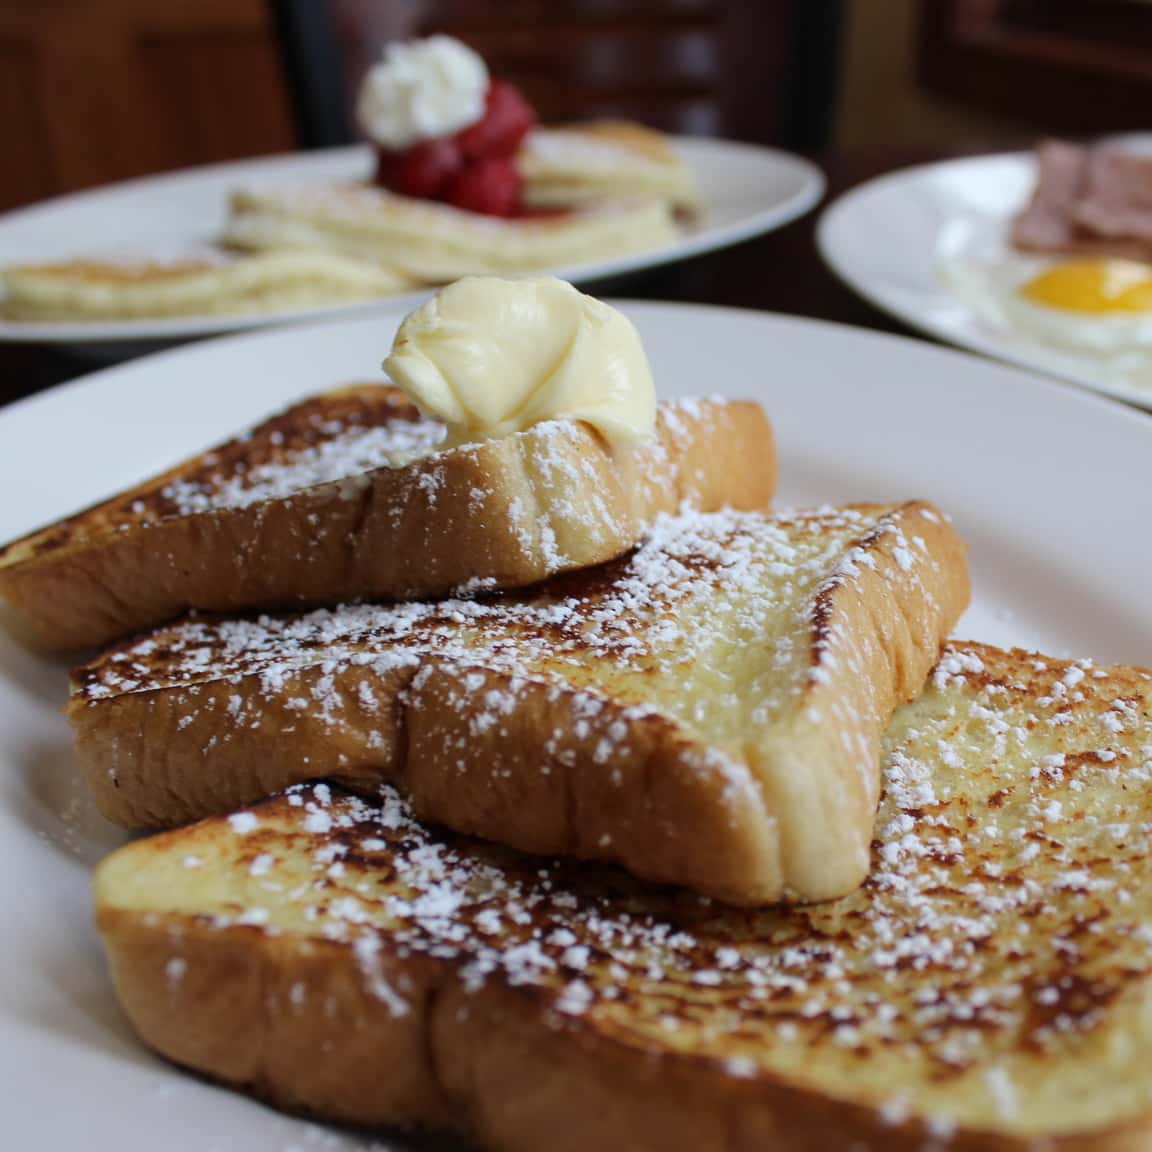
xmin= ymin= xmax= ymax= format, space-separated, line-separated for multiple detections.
xmin=4 ymin=276 xmax=1152 ymax=1151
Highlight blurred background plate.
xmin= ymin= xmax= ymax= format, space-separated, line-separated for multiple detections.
xmin=0 ymin=138 xmax=823 ymax=349
xmin=817 ymin=148 xmax=1152 ymax=411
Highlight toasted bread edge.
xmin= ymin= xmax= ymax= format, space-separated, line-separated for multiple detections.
xmin=94 ymin=837 xmax=1145 ymax=1152
xmin=4 ymin=397 xmax=774 ymax=651
xmin=755 ymin=500 xmax=971 ymax=902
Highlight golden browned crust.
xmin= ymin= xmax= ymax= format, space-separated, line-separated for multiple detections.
xmin=98 ymin=911 xmax=454 ymax=1132
xmin=93 ymin=641 xmax=1152 ymax=1150
xmin=72 ymin=502 xmax=968 ymax=905
xmin=98 ymin=909 xmax=955 ymax=1152
xmin=759 ymin=501 xmax=971 ymax=900
xmin=100 ymin=912 xmax=1152 ymax=1152
xmin=0 ymin=387 xmax=776 ymax=651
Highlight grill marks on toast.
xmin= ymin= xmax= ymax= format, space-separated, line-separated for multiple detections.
xmin=94 ymin=643 xmax=1152 ymax=1144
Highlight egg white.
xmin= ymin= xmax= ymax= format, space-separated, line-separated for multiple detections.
xmin=938 ymin=231 xmax=1152 ymax=355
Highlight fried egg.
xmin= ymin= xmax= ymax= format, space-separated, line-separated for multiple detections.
xmin=999 ymin=259 xmax=1152 ymax=353
xmin=939 ymin=223 xmax=1152 ymax=354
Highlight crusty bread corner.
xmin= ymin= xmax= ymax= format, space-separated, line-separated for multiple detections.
xmin=0 ymin=390 xmax=776 ymax=651
xmin=756 ymin=501 xmax=971 ymax=902
xmin=399 ymin=501 xmax=969 ymax=906
xmin=72 ymin=503 xmax=967 ymax=906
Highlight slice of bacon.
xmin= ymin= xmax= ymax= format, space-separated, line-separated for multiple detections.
xmin=1011 ymin=139 xmax=1090 ymax=253
xmin=1074 ymin=147 xmax=1152 ymax=243
xmin=1011 ymin=139 xmax=1152 ymax=261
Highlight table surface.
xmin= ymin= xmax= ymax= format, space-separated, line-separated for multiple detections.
xmin=0 ymin=152 xmax=993 ymax=409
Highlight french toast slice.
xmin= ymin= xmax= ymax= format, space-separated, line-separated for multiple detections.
xmin=0 ymin=386 xmax=775 ymax=651
xmin=72 ymin=502 xmax=968 ymax=904
xmin=94 ymin=642 xmax=1152 ymax=1151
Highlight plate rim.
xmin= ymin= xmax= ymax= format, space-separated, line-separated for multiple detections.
xmin=0 ymin=137 xmax=825 ymax=346
xmin=5 ymin=294 xmax=1151 ymax=432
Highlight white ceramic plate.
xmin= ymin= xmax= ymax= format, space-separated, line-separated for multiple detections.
xmin=0 ymin=138 xmax=822 ymax=348
xmin=817 ymin=148 xmax=1152 ymax=410
xmin=3 ymin=303 xmax=1151 ymax=1150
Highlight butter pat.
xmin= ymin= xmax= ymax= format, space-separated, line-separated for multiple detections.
xmin=383 ymin=276 xmax=657 ymax=450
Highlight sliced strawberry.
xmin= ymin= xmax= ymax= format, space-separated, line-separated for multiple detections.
xmin=374 ymin=138 xmax=462 ymax=200
xmin=456 ymin=80 xmax=537 ymax=160
xmin=446 ymin=155 xmax=522 ymax=216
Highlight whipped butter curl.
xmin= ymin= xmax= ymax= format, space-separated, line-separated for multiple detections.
xmin=383 ymin=276 xmax=657 ymax=450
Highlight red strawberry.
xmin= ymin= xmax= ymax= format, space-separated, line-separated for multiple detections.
xmin=456 ymin=80 xmax=537 ymax=160
xmin=446 ymin=155 xmax=522 ymax=216
xmin=375 ymin=138 xmax=462 ymax=200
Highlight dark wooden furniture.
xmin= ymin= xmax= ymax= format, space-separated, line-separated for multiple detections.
xmin=275 ymin=0 xmax=844 ymax=150
xmin=0 ymin=0 xmax=841 ymax=214
xmin=921 ymin=0 xmax=1152 ymax=133
xmin=0 ymin=0 xmax=295 ymax=213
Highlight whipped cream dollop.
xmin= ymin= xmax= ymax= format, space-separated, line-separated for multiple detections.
xmin=383 ymin=276 xmax=657 ymax=450
xmin=356 ymin=35 xmax=488 ymax=150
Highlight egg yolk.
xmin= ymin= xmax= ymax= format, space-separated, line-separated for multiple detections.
xmin=1021 ymin=260 xmax=1152 ymax=313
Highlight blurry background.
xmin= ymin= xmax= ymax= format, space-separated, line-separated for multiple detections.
xmin=3 ymin=0 xmax=1151 ymax=211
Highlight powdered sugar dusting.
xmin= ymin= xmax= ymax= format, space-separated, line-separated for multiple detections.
xmin=162 ymin=418 xmax=445 ymax=515
xmin=77 ymin=507 xmax=907 ymax=758
xmin=82 ymin=393 xmax=734 ymax=539
xmin=163 ymin=641 xmax=1152 ymax=1133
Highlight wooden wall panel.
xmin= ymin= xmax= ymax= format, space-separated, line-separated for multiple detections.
xmin=0 ymin=0 xmax=295 ymax=212
xmin=919 ymin=0 xmax=1152 ymax=134
xmin=0 ymin=39 xmax=56 ymax=210
xmin=137 ymin=30 xmax=294 ymax=171
xmin=330 ymin=0 xmax=801 ymax=144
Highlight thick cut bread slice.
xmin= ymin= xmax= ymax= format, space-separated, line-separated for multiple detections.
xmin=0 ymin=386 xmax=774 ymax=651
xmin=222 ymin=186 xmax=680 ymax=282
xmin=72 ymin=502 xmax=968 ymax=904
xmin=95 ymin=642 xmax=1152 ymax=1151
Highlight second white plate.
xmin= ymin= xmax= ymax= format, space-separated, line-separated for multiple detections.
xmin=817 ymin=150 xmax=1152 ymax=411
xmin=0 ymin=138 xmax=823 ymax=350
